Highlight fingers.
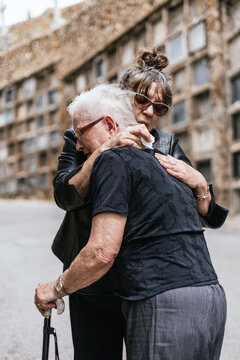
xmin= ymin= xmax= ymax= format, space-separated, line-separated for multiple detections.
xmin=155 ymin=153 xmax=179 ymax=169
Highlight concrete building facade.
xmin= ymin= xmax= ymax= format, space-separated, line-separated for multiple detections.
xmin=0 ymin=0 xmax=239 ymax=213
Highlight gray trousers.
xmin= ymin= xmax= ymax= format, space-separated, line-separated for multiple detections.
xmin=122 ymin=284 xmax=227 ymax=360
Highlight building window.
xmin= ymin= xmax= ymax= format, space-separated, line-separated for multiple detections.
xmin=169 ymin=3 xmax=184 ymax=34
xmin=37 ymin=76 xmax=45 ymax=90
xmin=0 ymin=143 xmax=7 ymax=160
xmin=122 ymin=41 xmax=134 ymax=66
xmin=0 ymin=129 xmax=4 ymax=140
xmin=26 ymin=156 xmax=37 ymax=172
xmin=49 ymin=73 xmax=58 ymax=88
xmin=190 ymin=0 xmax=207 ymax=18
xmin=23 ymin=78 xmax=36 ymax=98
xmin=167 ymin=33 xmax=186 ymax=64
xmin=48 ymin=90 xmax=57 ymax=105
xmin=189 ymin=22 xmax=206 ymax=53
xmin=0 ymin=112 xmax=6 ymax=127
xmin=17 ymin=178 xmax=26 ymax=192
xmin=39 ymin=152 xmax=48 ymax=167
xmin=233 ymin=151 xmax=240 ymax=178
xmin=18 ymin=141 xmax=24 ymax=153
xmin=18 ymin=158 xmax=26 ymax=171
xmin=172 ymin=100 xmax=186 ymax=125
xmin=50 ymin=130 xmax=59 ymax=147
xmin=8 ymin=124 xmax=14 ymax=138
xmin=6 ymin=108 xmax=14 ymax=123
xmin=193 ymin=128 xmax=214 ymax=153
xmin=39 ymin=173 xmax=48 ymax=189
xmin=27 ymin=118 xmax=35 ymax=132
xmin=37 ymin=114 xmax=45 ymax=128
xmin=232 ymin=112 xmax=240 ymax=140
xmin=193 ymin=58 xmax=210 ymax=86
xmin=17 ymin=122 xmax=26 ymax=135
xmin=25 ymin=138 xmax=35 ymax=153
xmin=6 ymin=162 xmax=14 ymax=177
xmin=29 ymin=175 xmax=37 ymax=189
xmin=227 ymin=2 xmax=240 ymax=31
xmin=27 ymin=99 xmax=34 ymax=114
xmin=76 ymin=74 xmax=87 ymax=92
xmin=196 ymin=160 xmax=212 ymax=183
xmin=96 ymin=58 xmax=105 ymax=78
xmin=153 ymin=18 xmax=166 ymax=45
xmin=0 ymin=163 xmax=5 ymax=177
xmin=229 ymin=36 xmax=240 ymax=69
xmin=108 ymin=48 xmax=117 ymax=70
xmin=37 ymin=134 xmax=48 ymax=150
xmin=8 ymin=143 xmax=15 ymax=156
xmin=231 ymin=74 xmax=240 ymax=104
xmin=6 ymin=179 xmax=17 ymax=194
xmin=0 ymin=182 xmax=5 ymax=195
xmin=36 ymin=94 xmax=44 ymax=108
xmin=49 ymin=111 xmax=59 ymax=125
xmin=136 ymin=30 xmax=147 ymax=50
xmin=6 ymin=88 xmax=13 ymax=103
xmin=192 ymin=91 xmax=211 ymax=119
xmin=172 ymin=68 xmax=187 ymax=94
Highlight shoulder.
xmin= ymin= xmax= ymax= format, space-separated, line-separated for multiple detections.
xmin=92 ymin=147 xmax=146 ymax=177
xmin=151 ymin=128 xmax=175 ymax=140
xmin=93 ymin=147 xmax=133 ymax=169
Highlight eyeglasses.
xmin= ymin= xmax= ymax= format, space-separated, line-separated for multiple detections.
xmin=127 ymin=91 xmax=170 ymax=116
xmin=75 ymin=116 xmax=104 ymax=139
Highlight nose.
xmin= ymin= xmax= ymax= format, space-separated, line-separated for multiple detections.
xmin=76 ymin=138 xmax=84 ymax=152
xmin=142 ymin=104 xmax=154 ymax=117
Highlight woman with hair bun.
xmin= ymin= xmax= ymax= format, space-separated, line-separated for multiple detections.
xmin=51 ymin=49 xmax=228 ymax=359
xmin=119 ymin=48 xmax=226 ymax=222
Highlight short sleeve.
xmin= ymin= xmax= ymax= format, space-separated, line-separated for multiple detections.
xmin=89 ymin=150 xmax=131 ymax=217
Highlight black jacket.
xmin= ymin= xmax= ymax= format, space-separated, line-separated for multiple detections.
xmin=52 ymin=128 xmax=228 ymax=268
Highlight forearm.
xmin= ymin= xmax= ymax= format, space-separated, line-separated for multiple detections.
xmin=68 ymin=146 xmax=102 ymax=198
xmin=61 ymin=244 xmax=114 ymax=294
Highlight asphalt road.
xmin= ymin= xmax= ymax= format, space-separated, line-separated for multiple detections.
xmin=0 ymin=199 xmax=239 ymax=359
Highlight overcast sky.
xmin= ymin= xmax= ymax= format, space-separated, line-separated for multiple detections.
xmin=3 ymin=0 xmax=83 ymax=27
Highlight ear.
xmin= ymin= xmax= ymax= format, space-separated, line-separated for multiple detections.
xmin=103 ymin=116 xmax=119 ymax=136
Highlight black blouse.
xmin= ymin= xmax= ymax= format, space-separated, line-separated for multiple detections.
xmin=90 ymin=147 xmax=218 ymax=300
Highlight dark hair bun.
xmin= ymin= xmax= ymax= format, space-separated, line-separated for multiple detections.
xmin=136 ymin=48 xmax=168 ymax=70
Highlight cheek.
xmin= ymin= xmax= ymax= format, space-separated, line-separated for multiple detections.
xmin=133 ymin=107 xmax=141 ymax=122
xmin=150 ymin=114 xmax=159 ymax=127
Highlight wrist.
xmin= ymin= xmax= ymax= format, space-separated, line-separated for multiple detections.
xmin=194 ymin=185 xmax=209 ymax=201
xmin=55 ymin=274 xmax=68 ymax=297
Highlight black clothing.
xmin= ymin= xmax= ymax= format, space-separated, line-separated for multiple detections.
xmin=52 ymin=128 xmax=228 ymax=359
xmin=69 ymin=293 xmax=125 ymax=360
xmin=90 ymin=147 xmax=218 ymax=300
xmin=52 ymin=128 xmax=228 ymax=270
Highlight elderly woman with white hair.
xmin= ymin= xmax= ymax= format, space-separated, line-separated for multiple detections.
xmin=35 ymin=84 xmax=227 ymax=360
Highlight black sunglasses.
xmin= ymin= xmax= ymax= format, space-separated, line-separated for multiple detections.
xmin=128 ymin=91 xmax=170 ymax=116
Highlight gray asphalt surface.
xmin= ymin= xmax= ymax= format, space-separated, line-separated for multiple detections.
xmin=0 ymin=199 xmax=239 ymax=359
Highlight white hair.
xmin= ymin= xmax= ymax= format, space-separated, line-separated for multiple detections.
xmin=67 ymin=84 xmax=137 ymax=129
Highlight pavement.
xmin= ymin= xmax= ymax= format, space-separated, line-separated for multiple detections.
xmin=0 ymin=199 xmax=239 ymax=359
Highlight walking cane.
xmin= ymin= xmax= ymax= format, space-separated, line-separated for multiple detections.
xmin=42 ymin=299 xmax=65 ymax=360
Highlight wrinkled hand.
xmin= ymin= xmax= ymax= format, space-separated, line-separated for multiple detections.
xmin=34 ymin=280 xmax=59 ymax=316
xmin=100 ymin=124 xmax=151 ymax=152
xmin=155 ymin=154 xmax=207 ymax=193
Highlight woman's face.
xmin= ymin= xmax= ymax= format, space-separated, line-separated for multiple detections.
xmin=131 ymin=82 xmax=165 ymax=132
